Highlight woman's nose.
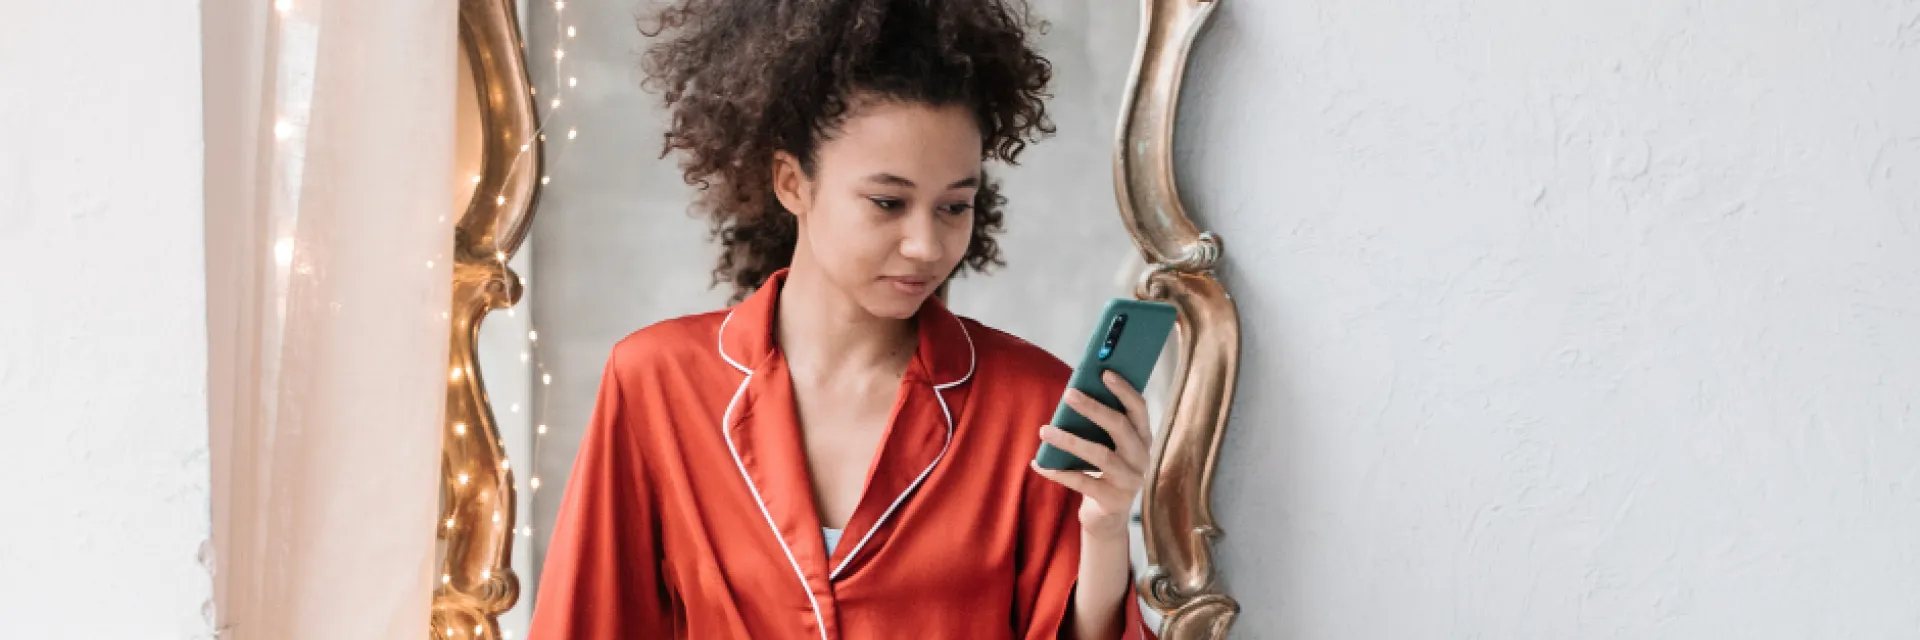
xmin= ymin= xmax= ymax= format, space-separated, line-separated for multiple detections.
xmin=897 ymin=209 xmax=943 ymax=261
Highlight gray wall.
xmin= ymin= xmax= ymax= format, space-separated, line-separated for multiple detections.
xmin=523 ymin=0 xmax=1143 ymax=591
xmin=1186 ymin=0 xmax=1920 ymax=637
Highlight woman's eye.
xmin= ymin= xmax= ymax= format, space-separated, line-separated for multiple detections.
xmin=942 ymin=203 xmax=974 ymax=215
xmin=868 ymin=197 xmax=904 ymax=211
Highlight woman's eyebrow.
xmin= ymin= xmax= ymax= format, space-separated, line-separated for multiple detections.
xmin=863 ymin=173 xmax=981 ymax=189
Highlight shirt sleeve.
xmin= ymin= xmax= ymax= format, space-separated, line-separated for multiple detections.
xmin=527 ymin=355 xmax=675 ymax=638
xmin=1013 ymin=468 xmax=1157 ymax=640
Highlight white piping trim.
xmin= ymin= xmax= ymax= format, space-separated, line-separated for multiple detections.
xmin=829 ymin=319 xmax=975 ymax=579
xmin=717 ymin=309 xmax=750 ymax=374
xmin=721 ymin=371 xmax=829 ymax=640
xmin=715 ymin=307 xmax=980 ymax=594
xmin=829 ymin=393 xmax=953 ymax=580
xmin=934 ymin=314 xmax=976 ymax=390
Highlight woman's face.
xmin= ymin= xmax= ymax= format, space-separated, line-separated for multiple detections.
xmin=774 ymin=99 xmax=982 ymax=320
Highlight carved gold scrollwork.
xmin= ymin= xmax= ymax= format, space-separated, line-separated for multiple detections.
xmin=432 ymin=0 xmax=541 ymax=637
xmin=1115 ymin=0 xmax=1242 ymax=637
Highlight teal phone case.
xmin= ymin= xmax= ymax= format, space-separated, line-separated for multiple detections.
xmin=1033 ymin=298 xmax=1177 ymax=471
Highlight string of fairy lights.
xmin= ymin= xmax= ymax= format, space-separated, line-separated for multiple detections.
xmin=259 ymin=0 xmax=583 ymax=636
xmin=439 ymin=0 xmax=584 ymax=611
xmin=449 ymin=1 xmax=592 ymax=638
xmin=501 ymin=0 xmax=585 ymax=550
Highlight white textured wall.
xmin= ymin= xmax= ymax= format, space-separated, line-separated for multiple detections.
xmin=1184 ymin=1 xmax=1920 ymax=637
xmin=0 ymin=1 xmax=215 ymax=637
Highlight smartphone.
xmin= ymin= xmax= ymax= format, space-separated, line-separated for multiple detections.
xmin=1032 ymin=298 xmax=1177 ymax=471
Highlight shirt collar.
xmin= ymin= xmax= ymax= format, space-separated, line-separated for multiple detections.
xmin=717 ymin=267 xmax=975 ymax=387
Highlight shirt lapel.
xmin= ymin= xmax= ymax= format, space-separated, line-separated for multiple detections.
xmin=716 ymin=271 xmax=835 ymax=606
xmin=718 ymin=269 xmax=978 ymax=585
xmin=825 ymin=293 xmax=976 ymax=579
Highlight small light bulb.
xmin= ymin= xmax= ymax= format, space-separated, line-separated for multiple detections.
xmin=501 ymin=459 xmax=511 ymax=471
xmin=450 ymin=367 xmax=463 ymax=381
xmin=426 ymin=260 xmax=435 ymax=269
xmin=550 ymin=98 xmax=560 ymax=109
xmin=529 ymin=330 xmax=539 ymax=341
xmin=274 ymin=237 xmax=294 ymax=267
xmin=274 ymin=120 xmax=293 ymax=140
xmin=567 ymin=26 xmax=576 ymax=38
xmin=274 ymin=0 xmax=292 ymax=12
xmin=567 ymin=128 xmax=577 ymax=140
xmin=445 ymin=518 xmax=455 ymax=529
xmin=470 ymin=174 xmax=481 ymax=184
xmin=507 ymin=308 xmax=517 ymax=318
xmin=442 ymin=573 xmax=451 ymax=585
xmin=474 ymin=624 xmax=483 ymax=636
xmin=520 ymin=143 xmax=529 ymax=152
xmin=495 ymin=194 xmax=506 ymax=206
xmin=537 ymin=424 xmax=548 ymax=435
xmin=541 ymin=176 xmax=551 ymax=185
xmin=522 ymin=526 xmax=534 ymax=537
xmin=453 ymin=422 xmax=467 ymax=436
xmin=554 ymin=49 xmax=565 ymax=61
xmin=539 ymin=134 xmax=547 ymax=142
xmin=492 ymin=511 xmax=501 ymax=523
xmin=568 ymin=76 xmax=577 ymax=88
xmin=441 ymin=311 xmax=450 ymax=320
xmin=554 ymin=1 xmax=564 ymax=10
xmin=520 ymin=351 xmax=530 ymax=363
xmin=530 ymin=477 xmax=542 ymax=490
xmin=510 ymin=402 xmax=521 ymax=413
xmin=458 ymin=473 xmax=471 ymax=485
xmin=496 ymin=251 xmax=507 ymax=262
xmin=530 ymin=86 xmax=537 ymax=96
xmin=543 ymin=373 xmax=553 ymax=385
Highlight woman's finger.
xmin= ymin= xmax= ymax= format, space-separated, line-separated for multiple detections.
xmin=1039 ymin=425 xmax=1131 ymax=477
xmin=1030 ymin=462 xmax=1099 ymax=495
xmin=1064 ymin=390 xmax=1145 ymax=473
xmin=1031 ymin=462 xmax=1132 ymax=507
xmin=1101 ymin=370 xmax=1153 ymax=444
xmin=1039 ymin=425 xmax=1145 ymax=505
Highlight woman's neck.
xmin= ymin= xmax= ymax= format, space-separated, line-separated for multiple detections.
xmin=774 ymin=264 xmax=917 ymax=384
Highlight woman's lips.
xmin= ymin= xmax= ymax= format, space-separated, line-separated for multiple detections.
xmin=881 ymin=276 xmax=933 ymax=295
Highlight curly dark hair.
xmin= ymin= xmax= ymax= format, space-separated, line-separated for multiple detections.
xmin=639 ymin=0 xmax=1056 ymax=303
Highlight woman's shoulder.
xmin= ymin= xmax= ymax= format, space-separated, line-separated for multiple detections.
xmin=604 ymin=308 xmax=732 ymax=374
xmin=957 ymin=316 xmax=1071 ymax=389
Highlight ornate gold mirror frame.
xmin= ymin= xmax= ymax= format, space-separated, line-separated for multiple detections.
xmin=432 ymin=0 xmax=1238 ymax=637
xmin=1120 ymin=0 xmax=1240 ymax=637
xmin=433 ymin=0 xmax=540 ymax=638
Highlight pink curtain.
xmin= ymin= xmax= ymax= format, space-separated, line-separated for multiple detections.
xmin=204 ymin=0 xmax=458 ymax=636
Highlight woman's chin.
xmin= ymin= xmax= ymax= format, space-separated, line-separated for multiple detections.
xmin=862 ymin=287 xmax=932 ymax=320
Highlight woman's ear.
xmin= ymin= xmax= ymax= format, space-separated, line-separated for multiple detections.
xmin=770 ymin=150 xmax=809 ymax=219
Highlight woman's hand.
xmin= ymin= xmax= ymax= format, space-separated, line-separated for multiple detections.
xmin=1031 ymin=370 xmax=1152 ymax=538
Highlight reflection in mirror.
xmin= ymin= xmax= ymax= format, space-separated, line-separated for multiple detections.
xmin=468 ymin=0 xmax=1164 ymax=636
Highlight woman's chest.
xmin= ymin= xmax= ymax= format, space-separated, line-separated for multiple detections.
xmin=790 ymin=379 xmax=900 ymax=527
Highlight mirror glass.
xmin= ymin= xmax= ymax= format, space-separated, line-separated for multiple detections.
xmin=461 ymin=1 xmax=1159 ymax=634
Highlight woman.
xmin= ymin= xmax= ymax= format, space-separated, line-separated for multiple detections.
xmin=528 ymin=0 xmax=1154 ymax=637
